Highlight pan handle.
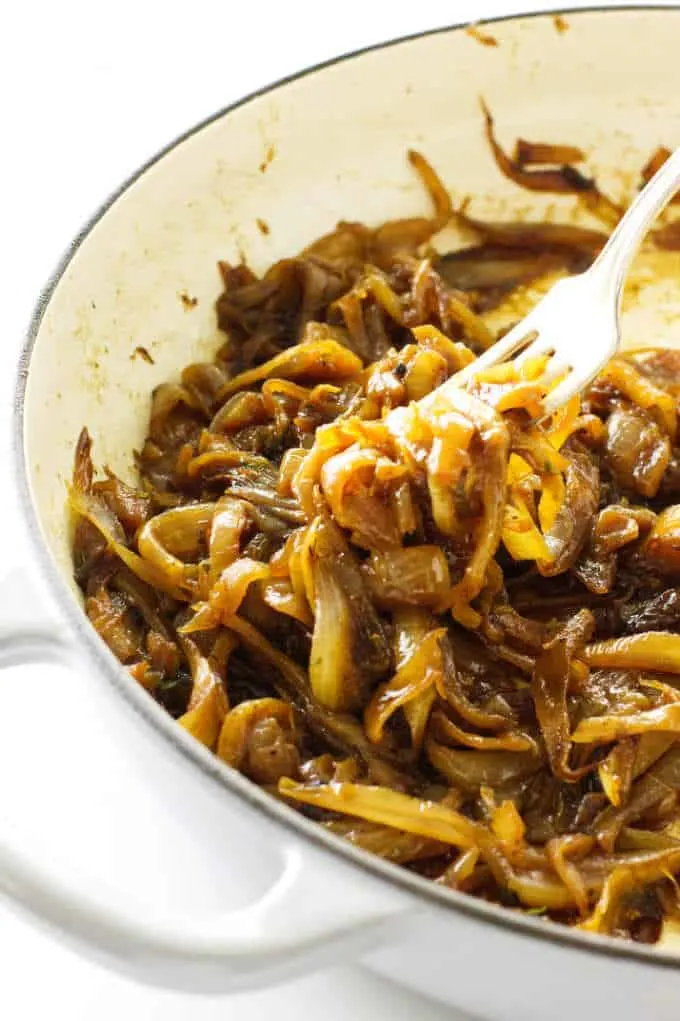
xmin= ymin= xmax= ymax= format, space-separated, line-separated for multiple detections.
xmin=0 ymin=565 xmax=414 ymax=993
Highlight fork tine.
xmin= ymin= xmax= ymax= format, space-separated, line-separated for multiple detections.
xmin=451 ymin=321 xmax=538 ymax=387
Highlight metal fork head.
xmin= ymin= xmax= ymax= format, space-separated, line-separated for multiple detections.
xmin=445 ymin=271 xmax=621 ymax=417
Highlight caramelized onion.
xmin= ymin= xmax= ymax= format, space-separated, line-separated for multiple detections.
xmin=482 ymin=100 xmax=595 ymax=194
xmin=583 ymin=632 xmax=680 ymax=673
xmin=279 ymin=779 xmax=484 ymax=849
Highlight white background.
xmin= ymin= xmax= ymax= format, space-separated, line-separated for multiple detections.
xmin=1 ymin=1 xmax=674 ymax=1018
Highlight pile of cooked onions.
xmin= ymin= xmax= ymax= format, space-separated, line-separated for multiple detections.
xmin=71 ymin=107 xmax=680 ymax=942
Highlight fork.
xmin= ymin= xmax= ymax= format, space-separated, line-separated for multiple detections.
xmin=436 ymin=146 xmax=680 ymax=416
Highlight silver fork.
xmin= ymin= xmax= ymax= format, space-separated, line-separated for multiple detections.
xmin=437 ymin=146 xmax=680 ymax=416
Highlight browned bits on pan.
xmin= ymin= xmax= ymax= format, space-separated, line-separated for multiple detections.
xmin=465 ymin=23 xmax=499 ymax=47
xmin=259 ymin=143 xmax=276 ymax=174
xmin=130 ymin=345 xmax=155 ymax=364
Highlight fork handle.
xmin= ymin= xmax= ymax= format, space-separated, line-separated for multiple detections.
xmin=590 ymin=145 xmax=680 ymax=300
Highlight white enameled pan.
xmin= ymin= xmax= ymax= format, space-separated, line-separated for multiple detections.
xmin=12 ymin=8 xmax=680 ymax=1018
